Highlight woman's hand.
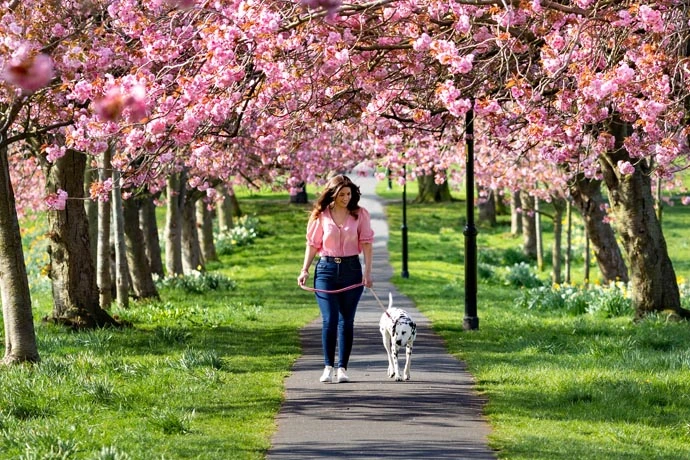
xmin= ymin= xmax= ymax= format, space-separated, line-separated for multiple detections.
xmin=297 ymin=269 xmax=309 ymax=286
xmin=362 ymin=274 xmax=373 ymax=288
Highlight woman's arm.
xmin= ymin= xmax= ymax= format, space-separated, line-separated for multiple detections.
xmin=298 ymin=244 xmax=318 ymax=286
xmin=361 ymin=242 xmax=373 ymax=288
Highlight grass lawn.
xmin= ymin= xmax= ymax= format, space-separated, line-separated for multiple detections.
xmin=6 ymin=181 xmax=690 ymax=459
xmin=380 ymin=180 xmax=690 ymax=459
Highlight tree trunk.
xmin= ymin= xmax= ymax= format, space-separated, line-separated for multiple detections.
xmin=43 ymin=148 xmax=119 ymax=328
xmin=124 ymin=198 xmax=159 ymax=299
xmin=227 ymin=186 xmax=242 ymax=219
xmin=165 ymin=172 xmax=185 ymax=277
xmin=520 ymin=191 xmax=537 ymax=258
xmin=600 ymin=118 xmax=687 ymax=319
xmin=84 ymin=165 xmax=98 ymax=269
xmin=197 ymin=200 xmax=218 ymax=263
xmin=551 ymin=198 xmax=566 ymax=285
xmin=565 ymin=199 xmax=572 ymax=284
xmin=478 ymin=187 xmax=497 ymax=227
xmin=182 ymin=195 xmax=204 ymax=274
xmin=415 ymin=175 xmax=453 ymax=203
xmin=216 ymin=186 xmax=234 ymax=232
xmin=139 ymin=193 xmax=164 ymax=277
xmin=112 ymin=169 xmax=129 ymax=308
xmin=511 ymin=191 xmax=522 ymax=236
xmin=570 ymin=174 xmax=629 ymax=283
xmin=535 ymin=196 xmax=543 ymax=271
xmin=97 ymin=147 xmax=112 ymax=309
xmin=289 ymin=181 xmax=308 ymax=204
xmin=0 ymin=143 xmax=39 ymax=363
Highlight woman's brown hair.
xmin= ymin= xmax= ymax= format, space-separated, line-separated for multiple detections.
xmin=309 ymin=175 xmax=362 ymax=221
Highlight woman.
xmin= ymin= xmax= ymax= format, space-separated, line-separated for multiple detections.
xmin=297 ymin=175 xmax=374 ymax=383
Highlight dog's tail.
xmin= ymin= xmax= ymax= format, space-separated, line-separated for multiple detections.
xmin=388 ymin=292 xmax=393 ymax=309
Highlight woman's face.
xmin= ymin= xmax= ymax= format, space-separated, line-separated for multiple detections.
xmin=333 ymin=186 xmax=352 ymax=208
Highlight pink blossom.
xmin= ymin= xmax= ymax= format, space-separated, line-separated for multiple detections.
xmin=681 ymin=196 xmax=690 ymax=206
xmin=45 ymin=145 xmax=67 ymax=163
xmin=1 ymin=47 xmax=54 ymax=93
xmin=95 ymin=87 xmax=126 ymax=121
xmin=46 ymin=189 xmax=68 ymax=211
xmin=95 ymin=84 xmax=148 ymax=122
xmin=638 ymin=5 xmax=665 ymax=33
xmin=90 ymin=179 xmax=113 ymax=202
xmin=300 ymin=0 xmax=342 ymax=18
xmin=454 ymin=15 xmax=471 ymax=34
xmin=147 ymin=118 xmax=167 ymax=136
xmin=169 ymin=0 xmax=196 ymax=8
xmin=123 ymin=84 xmax=148 ymax=122
xmin=617 ymin=160 xmax=635 ymax=176
xmin=413 ymin=34 xmax=432 ymax=52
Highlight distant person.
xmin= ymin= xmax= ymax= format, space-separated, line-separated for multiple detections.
xmin=297 ymin=175 xmax=374 ymax=383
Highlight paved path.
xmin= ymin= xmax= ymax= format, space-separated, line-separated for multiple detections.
xmin=267 ymin=175 xmax=496 ymax=460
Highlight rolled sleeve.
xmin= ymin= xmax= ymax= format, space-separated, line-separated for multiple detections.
xmin=306 ymin=216 xmax=323 ymax=250
xmin=357 ymin=208 xmax=375 ymax=246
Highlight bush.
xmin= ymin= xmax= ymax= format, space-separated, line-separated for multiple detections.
xmin=216 ymin=215 xmax=260 ymax=256
xmin=505 ymin=262 xmax=543 ymax=288
xmin=587 ymin=282 xmax=633 ymax=318
xmin=157 ymin=271 xmax=236 ymax=294
xmin=515 ymin=281 xmax=633 ymax=317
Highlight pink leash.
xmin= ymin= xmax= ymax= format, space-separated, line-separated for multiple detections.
xmin=299 ymin=283 xmax=390 ymax=316
xmin=299 ymin=282 xmax=365 ymax=294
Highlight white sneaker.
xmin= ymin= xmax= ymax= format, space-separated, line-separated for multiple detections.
xmin=319 ymin=366 xmax=334 ymax=383
xmin=336 ymin=367 xmax=349 ymax=383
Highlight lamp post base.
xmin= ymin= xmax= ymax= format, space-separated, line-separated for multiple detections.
xmin=463 ymin=316 xmax=479 ymax=331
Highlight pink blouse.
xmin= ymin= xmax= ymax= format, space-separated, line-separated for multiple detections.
xmin=306 ymin=207 xmax=375 ymax=257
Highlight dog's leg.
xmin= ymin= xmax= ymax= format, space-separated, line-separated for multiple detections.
xmin=381 ymin=330 xmax=395 ymax=378
xmin=403 ymin=341 xmax=413 ymax=381
xmin=391 ymin=338 xmax=402 ymax=381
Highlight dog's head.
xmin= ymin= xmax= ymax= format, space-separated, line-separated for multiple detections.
xmin=392 ymin=314 xmax=416 ymax=347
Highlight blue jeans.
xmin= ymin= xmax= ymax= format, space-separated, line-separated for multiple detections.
xmin=314 ymin=257 xmax=364 ymax=369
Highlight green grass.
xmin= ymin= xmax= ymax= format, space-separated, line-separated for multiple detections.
xmin=379 ymin=181 xmax=690 ymax=459
xmin=8 ymin=181 xmax=690 ymax=459
xmin=7 ymin=199 xmax=316 ymax=459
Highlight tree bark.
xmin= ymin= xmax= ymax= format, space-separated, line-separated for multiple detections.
xmin=165 ymin=172 xmax=185 ymax=277
xmin=84 ymin=165 xmax=98 ymax=269
xmin=535 ymin=196 xmax=543 ymax=271
xmin=216 ymin=186 xmax=234 ymax=232
xmin=97 ymin=147 xmax=112 ymax=309
xmin=570 ymin=174 xmax=629 ymax=283
xmin=227 ymin=186 xmax=242 ymax=219
xmin=139 ymin=193 xmax=164 ymax=277
xmin=600 ymin=118 xmax=687 ymax=318
xmin=0 ymin=143 xmax=39 ymax=363
xmin=124 ymin=198 xmax=159 ymax=299
xmin=551 ymin=197 xmax=566 ymax=285
xmin=112 ymin=169 xmax=129 ymax=308
xmin=43 ymin=148 xmax=119 ymax=328
xmin=520 ymin=190 xmax=537 ymax=258
xmin=415 ymin=175 xmax=453 ymax=203
xmin=511 ymin=191 xmax=522 ymax=236
xmin=196 ymin=200 xmax=218 ymax=263
xmin=182 ymin=195 xmax=204 ymax=274
xmin=289 ymin=181 xmax=308 ymax=204
xmin=478 ymin=187 xmax=497 ymax=227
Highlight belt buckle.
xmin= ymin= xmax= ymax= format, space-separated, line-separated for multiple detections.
xmin=334 ymin=257 xmax=342 ymax=264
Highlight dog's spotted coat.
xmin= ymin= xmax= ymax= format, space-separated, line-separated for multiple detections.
xmin=379 ymin=292 xmax=417 ymax=381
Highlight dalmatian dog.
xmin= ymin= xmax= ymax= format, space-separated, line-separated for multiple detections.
xmin=379 ymin=292 xmax=417 ymax=381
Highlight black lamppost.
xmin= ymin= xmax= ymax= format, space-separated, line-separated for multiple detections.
xmin=401 ymin=164 xmax=409 ymax=279
xmin=463 ymin=102 xmax=479 ymax=330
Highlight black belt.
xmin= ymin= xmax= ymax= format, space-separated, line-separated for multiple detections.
xmin=321 ymin=255 xmax=359 ymax=263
